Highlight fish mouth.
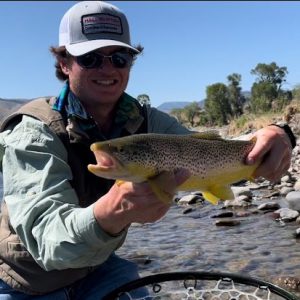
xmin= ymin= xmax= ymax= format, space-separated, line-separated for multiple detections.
xmin=92 ymin=149 xmax=115 ymax=170
xmin=88 ymin=147 xmax=119 ymax=174
xmin=88 ymin=143 xmax=126 ymax=179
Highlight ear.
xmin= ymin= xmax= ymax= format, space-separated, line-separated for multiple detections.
xmin=59 ymin=59 xmax=70 ymax=76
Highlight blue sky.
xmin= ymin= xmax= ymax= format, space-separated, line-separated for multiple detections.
xmin=1 ymin=1 xmax=300 ymax=108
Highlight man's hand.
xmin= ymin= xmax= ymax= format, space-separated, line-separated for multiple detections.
xmin=245 ymin=125 xmax=293 ymax=182
xmin=93 ymin=169 xmax=190 ymax=235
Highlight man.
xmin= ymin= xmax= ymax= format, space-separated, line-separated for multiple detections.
xmin=0 ymin=1 xmax=296 ymax=299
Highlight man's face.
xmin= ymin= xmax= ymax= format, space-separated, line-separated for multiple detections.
xmin=61 ymin=46 xmax=132 ymax=108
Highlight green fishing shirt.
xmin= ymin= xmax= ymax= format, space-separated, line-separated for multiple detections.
xmin=0 ymin=93 xmax=190 ymax=272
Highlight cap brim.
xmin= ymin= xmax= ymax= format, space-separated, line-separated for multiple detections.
xmin=66 ymin=40 xmax=140 ymax=56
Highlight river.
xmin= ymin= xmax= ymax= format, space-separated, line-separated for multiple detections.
xmin=0 ymin=176 xmax=299 ymax=297
xmin=116 ymin=194 xmax=300 ymax=298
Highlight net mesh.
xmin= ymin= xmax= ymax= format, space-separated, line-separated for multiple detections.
xmin=115 ymin=277 xmax=290 ymax=300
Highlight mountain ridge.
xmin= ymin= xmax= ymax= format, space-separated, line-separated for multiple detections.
xmin=157 ymin=100 xmax=205 ymax=113
xmin=0 ymin=98 xmax=31 ymax=120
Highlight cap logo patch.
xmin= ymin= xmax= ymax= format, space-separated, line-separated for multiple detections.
xmin=82 ymin=13 xmax=123 ymax=35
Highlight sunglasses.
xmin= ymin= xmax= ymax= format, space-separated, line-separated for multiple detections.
xmin=76 ymin=51 xmax=134 ymax=69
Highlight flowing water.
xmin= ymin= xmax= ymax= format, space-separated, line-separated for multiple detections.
xmin=1 ymin=177 xmax=299 ymax=297
xmin=116 ymin=200 xmax=300 ymax=297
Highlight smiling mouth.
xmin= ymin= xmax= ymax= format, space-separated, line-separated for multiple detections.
xmin=92 ymin=79 xmax=117 ymax=86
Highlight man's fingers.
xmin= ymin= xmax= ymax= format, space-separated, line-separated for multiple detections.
xmin=174 ymin=168 xmax=191 ymax=186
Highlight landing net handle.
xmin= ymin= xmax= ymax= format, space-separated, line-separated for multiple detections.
xmin=103 ymin=271 xmax=298 ymax=300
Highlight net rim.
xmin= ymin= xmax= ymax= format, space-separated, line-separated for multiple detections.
xmin=103 ymin=271 xmax=298 ymax=300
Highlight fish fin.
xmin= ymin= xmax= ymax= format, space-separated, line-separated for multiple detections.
xmin=210 ymin=184 xmax=234 ymax=200
xmin=190 ymin=131 xmax=223 ymax=140
xmin=116 ymin=179 xmax=125 ymax=186
xmin=202 ymin=185 xmax=234 ymax=205
xmin=201 ymin=192 xmax=220 ymax=205
xmin=148 ymin=177 xmax=173 ymax=204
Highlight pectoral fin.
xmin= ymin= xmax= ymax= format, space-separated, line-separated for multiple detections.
xmin=147 ymin=174 xmax=173 ymax=204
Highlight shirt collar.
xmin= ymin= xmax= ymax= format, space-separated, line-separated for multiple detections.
xmin=52 ymin=81 xmax=144 ymax=137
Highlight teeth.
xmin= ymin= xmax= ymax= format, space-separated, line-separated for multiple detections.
xmin=94 ymin=80 xmax=114 ymax=85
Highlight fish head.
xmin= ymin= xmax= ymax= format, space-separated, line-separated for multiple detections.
xmin=88 ymin=136 xmax=157 ymax=182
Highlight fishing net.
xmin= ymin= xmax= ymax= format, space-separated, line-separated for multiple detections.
xmin=103 ymin=272 xmax=298 ymax=300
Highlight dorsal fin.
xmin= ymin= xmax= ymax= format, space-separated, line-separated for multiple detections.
xmin=189 ymin=130 xmax=223 ymax=140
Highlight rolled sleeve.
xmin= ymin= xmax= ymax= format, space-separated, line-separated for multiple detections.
xmin=1 ymin=116 xmax=125 ymax=271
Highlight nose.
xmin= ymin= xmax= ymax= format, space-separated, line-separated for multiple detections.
xmin=98 ymin=57 xmax=115 ymax=71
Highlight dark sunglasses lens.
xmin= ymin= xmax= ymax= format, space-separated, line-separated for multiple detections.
xmin=77 ymin=53 xmax=102 ymax=69
xmin=111 ymin=53 xmax=133 ymax=68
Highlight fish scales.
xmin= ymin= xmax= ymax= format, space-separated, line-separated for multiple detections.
xmin=88 ymin=132 xmax=258 ymax=205
xmin=113 ymin=134 xmax=253 ymax=175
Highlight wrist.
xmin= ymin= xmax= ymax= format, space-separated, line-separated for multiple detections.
xmin=93 ymin=190 xmax=131 ymax=236
xmin=270 ymin=122 xmax=296 ymax=149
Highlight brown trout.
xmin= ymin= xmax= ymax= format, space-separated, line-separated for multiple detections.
xmin=88 ymin=131 xmax=258 ymax=204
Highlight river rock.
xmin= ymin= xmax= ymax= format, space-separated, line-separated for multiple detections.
xmin=273 ymin=276 xmax=300 ymax=291
xmin=224 ymin=195 xmax=252 ymax=208
xmin=274 ymin=207 xmax=299 ymax=221
xmin=231 ymin=186 xmax=252 ymax=198
xmin=285 ymin=191 xmax=300 ymax=211
xmin=257 ymin=202 xmax=281 ymax=211
xmin=294 ymin=179 xmax=300 ymax=191
xmin=177 ymin=194 xmax=203 ymax=205
xmin=281 ymin=174 xmax=292 ymax=183
xmin=280 ymin=186 xmax=294 ymax=195
xmin=211 ymin=211 xmax=234 ymax=218
xmin=215 ymin=219 xmax=240 ymax=226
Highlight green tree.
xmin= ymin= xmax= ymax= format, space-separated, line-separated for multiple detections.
xmin=250 ymin=81 xmax=277 ymax=113
xmin=292 ymin=84 xmax=300 ymax=100
xmin=227 ymin=73 xmax=244 ymax=117
xmin=182 ymin=102 xmax=202 ymax=127
xmin=198 ymin=110 xmax=209 ymax=126
xmin=170 ymin=108 xmax=184 ymax=123
xmin=250 ymin=62 xmax=289 ymax=112
xmin=137 ymin=94 xmax=150 ymax=106
xmin=250 ymin=62 xmax=288 ymax=94
xmin=205 ymin=83 xmax=231 ymax=126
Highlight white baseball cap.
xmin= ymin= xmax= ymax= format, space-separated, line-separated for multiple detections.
xmin=59 ymin=1 xmax=139 ymax=56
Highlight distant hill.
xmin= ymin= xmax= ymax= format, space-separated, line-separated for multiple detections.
xmin=242 ymin=91 xmax=251 ymax=99
xmin=157 ymin=91 xmax=251 ymax=113
xmin=0 ymin=98 xmax=31 ymax=120
xmin=157 ymin=100 xmax=205 ymax=113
